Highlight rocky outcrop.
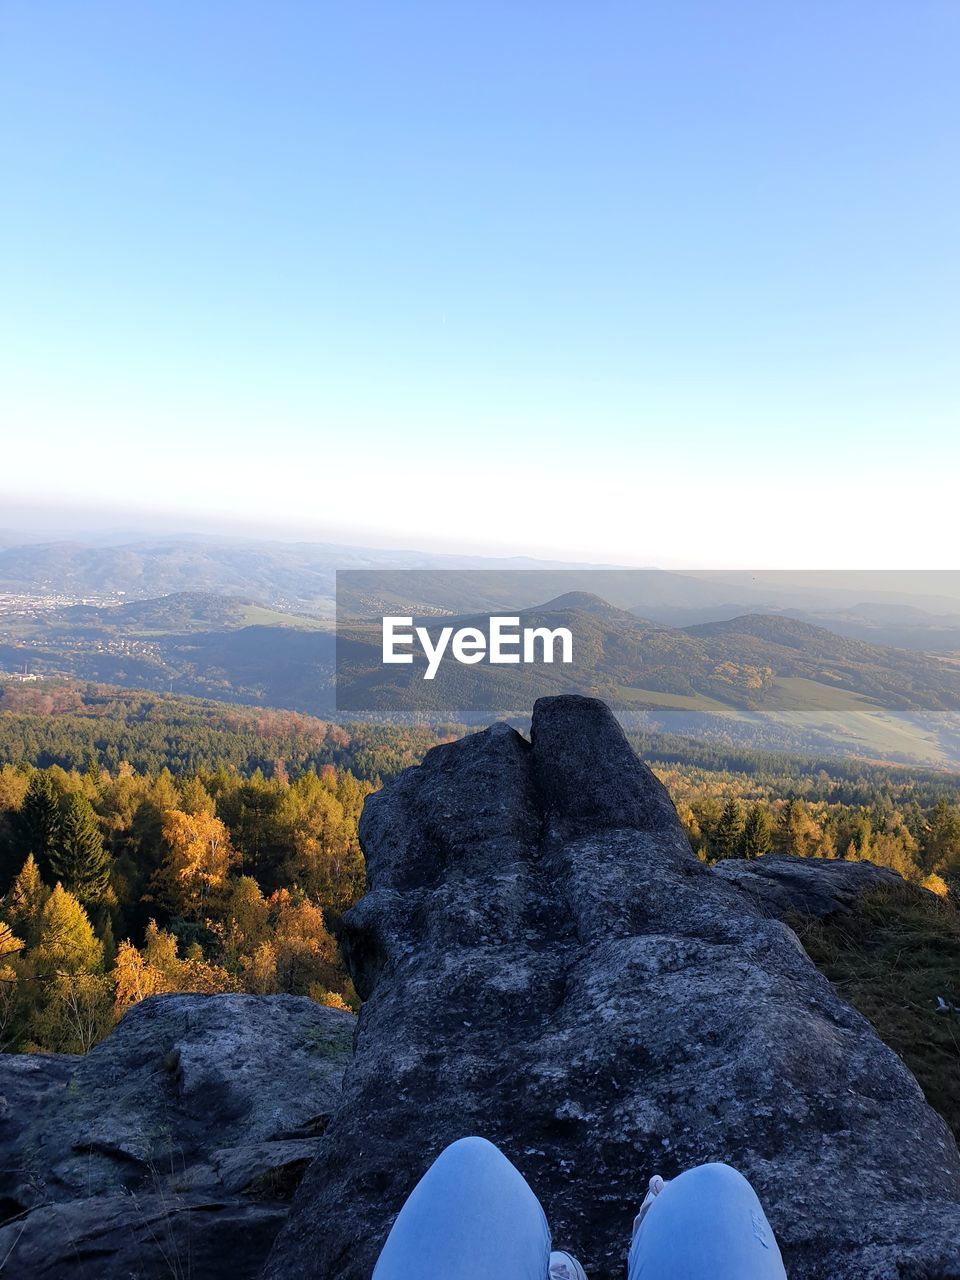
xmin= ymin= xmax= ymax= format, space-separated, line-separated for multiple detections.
xmin=266 ymin=695 xmax=960 ymax=1280
xmin=715 ymin=853 xmax=907 ymax=919
xmin=0 ymin=993 xmax=354 ymax=1279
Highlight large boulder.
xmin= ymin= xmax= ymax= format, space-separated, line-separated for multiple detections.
xmin=0 ymin=993 xmax=354 ymax=1278
xmin=266 ymin=695 xmax=960 ymax=1280
xmin=715 ymin=853 xmax=907 ymax=919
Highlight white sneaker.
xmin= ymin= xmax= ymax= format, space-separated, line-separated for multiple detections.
xmin=549 ymin=1250 xmax=587 ymax=1280
xmin=632 ymin=1174 xmax=667 ymax=1238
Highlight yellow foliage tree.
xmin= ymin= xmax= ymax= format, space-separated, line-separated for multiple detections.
xmin=240 ymin=940 xmax=279 ymax=994
xmin=34 ymin=884 xmax=103 ymax=978
xmin=33 ymin=971 xmax=114 ymax=1053
xmin=176 ymin=956 xmax=239 ymax=994
xmin=3 ymin=854 xmax=50 ymax=948
xmin=113 ymin=939 xmax=172 ymax=1014
xmin=0 ymin=920 xmax=23 ymax=1051
xmin=28 ymin=885 xmax=107 ymax=1052
xmin=155 ymin=809 xmax=240 ymax=919
xmin=143 ymin=919 xmax=181 ymax=976
xmin=0 ymin=764 xmax=30 ymax=815
xmin=922 ymin=872 xmax=950 ymax=899
xmin=220 ymin=876 xmax=270 ymax=967
xmin=269 ymin=890 xmax=338 ymax=994
xmin=308 ymin=985 xmax=352 ymax=1011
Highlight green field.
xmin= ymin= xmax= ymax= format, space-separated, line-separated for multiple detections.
xmin=615 ymin=684 xmax=755 ymax=721
xmin=236 ymin=605 xmax=330 ymax=630
xmin=127 ymin=605 xmax=330 ymax=634
xmin=764 ymin=677 xmax=946 ymax=763
xmin=616 ymin=677 xmax=949 ymax=765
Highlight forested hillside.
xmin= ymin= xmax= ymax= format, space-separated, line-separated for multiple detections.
xmin=0 ymin=681 xmax=451 ymax=777
xmin=0 ymin=757 xmax=372 ymax=1054
xmin=2 ymin=681 xmax=959 ymax=1058
xmin=6 ymin=585 xmax=960 ymax=763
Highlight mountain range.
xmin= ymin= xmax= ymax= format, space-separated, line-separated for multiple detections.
xmin=4 ymin=537 xmax=960 ymax=646
xmin=3 ymin=583 xmax=960 ymax=767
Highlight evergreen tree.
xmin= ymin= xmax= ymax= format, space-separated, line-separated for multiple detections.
xmin=51 ymin=794 xmax=111 ymax=904
xmin=776 ymin=798 xmax=820 ymax=857
xmin=13 ymin=772 xmax=61 ymax=881
xmin=98 ymin=914 xmax=117 ymax=970
xmin=713 ymin=799 xmax=744 ymax=860
xmin=177 ymin=775 xmax=216 ymax=817
xmin=740 ymin=803 xmax=772 ymax=858
xmin=925 ymin=798 xmax=960 ymax=873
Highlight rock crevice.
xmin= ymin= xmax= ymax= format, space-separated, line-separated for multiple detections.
xmin=267 ymin=696 xmax=960 ymax=1279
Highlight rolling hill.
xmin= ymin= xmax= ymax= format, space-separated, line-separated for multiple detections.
xmin=3 ymin=586 xmax=960 ymax=766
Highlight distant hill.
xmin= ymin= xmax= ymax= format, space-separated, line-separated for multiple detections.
xmin=61 ymin=591 xmax=326 ymax=633
xmin=3 ymin=583 xmax=960 ymax=766
xmin=5 ymin=538 xmax=960 ymax=654
xmin=0 ymin=539 xmax=344 ymax=613
xmin=536 ymin=591 xmax=661 ymax=625
xmin=0 ymin=538 xmax=643 ymax=615
xmin=783 ymin=604 xmax=960 ymax=653
xmin=337 ymin=596 xmax=960 ymax=765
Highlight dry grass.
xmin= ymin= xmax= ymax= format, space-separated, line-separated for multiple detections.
xmin=792 ymin=883 xmax=960 ymax=1139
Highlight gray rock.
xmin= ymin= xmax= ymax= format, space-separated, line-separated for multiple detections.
xmin=715 ymin=853 xmax=908 ymax=919
xmin=266 ymin=695 xmax=960 ymax=1280
xmin=0 ymin=993 xmax=354 ymax=1278
xmin=210 ymin=1139 xmax=325 ymax=1196
xmin=1 ymin=1193 xmax=288 ymax=1280
xmin=0 ymin=1053 xmax=79 ymax=1222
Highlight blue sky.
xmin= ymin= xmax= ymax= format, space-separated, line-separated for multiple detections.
xmin=1 ymin=2 xmax=957 ymax=566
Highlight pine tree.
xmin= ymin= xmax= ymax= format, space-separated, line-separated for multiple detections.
xmin=14 ymin=772 xmax=61 ymax=881
xmin=925 ymin=798 xmax=960 ymax=873
xmin=713 ymin=799 xmax=744 ymax=860
xmin=177 ymin=776 xmax=216 ymax=817
xmin=98 ymin=915 xmax=117 ymax=970
xmin=51 ymin=794 xmax=111 ymax=904
xmin=741 ymin=804 xmax=772 ymax=858
xmin=776 ymin=798 xmax=820 ymax=857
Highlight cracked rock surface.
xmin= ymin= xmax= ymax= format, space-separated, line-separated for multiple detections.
xmin=714 ymin=853 xmax=908 ymax=920
xmin=0 ymin=993 xmax=354 ymax=1278
xmin=266 ymin=695 xmax=960 ymax=1280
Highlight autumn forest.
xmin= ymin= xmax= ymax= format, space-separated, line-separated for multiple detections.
xmin=1 ymin=680 xmax=960 ymax=1057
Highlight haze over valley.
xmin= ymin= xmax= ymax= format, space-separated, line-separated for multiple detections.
xmin=3 ymin=536 xmax=960 ymax=768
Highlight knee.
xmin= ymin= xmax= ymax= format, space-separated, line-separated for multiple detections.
xmin=678 ymin=1162 xmax=751 ymax=1190
xmin=433 ymin=1135 xmax=510 ymax=1175
xmin=665 ymin=1161 xmax=763 ymax=1210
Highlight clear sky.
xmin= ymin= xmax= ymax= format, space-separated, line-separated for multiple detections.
xmin=1 ymin=2 xmax=957 ymax=567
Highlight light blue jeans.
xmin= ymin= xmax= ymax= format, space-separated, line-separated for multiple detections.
xmin=372 ymin=1136 xmax=787 ymax=1280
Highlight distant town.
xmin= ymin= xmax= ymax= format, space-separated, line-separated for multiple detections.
xmin=0 ymin=590 xmax=126 ymax=614
xmin=0 ymin=591 xmax=154 ymax=682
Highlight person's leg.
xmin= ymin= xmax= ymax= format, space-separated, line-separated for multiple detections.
xmin=627 ymin=1163 xmax=786 ymax=1280
xmin=373 ymin=1136 xmax=552 ymax=1280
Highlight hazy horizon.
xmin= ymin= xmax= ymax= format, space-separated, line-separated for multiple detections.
xmin=5 ymin=501 xmax=960 ymax=621
xmin=3 ymin=3 xmax=958 ymax=567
